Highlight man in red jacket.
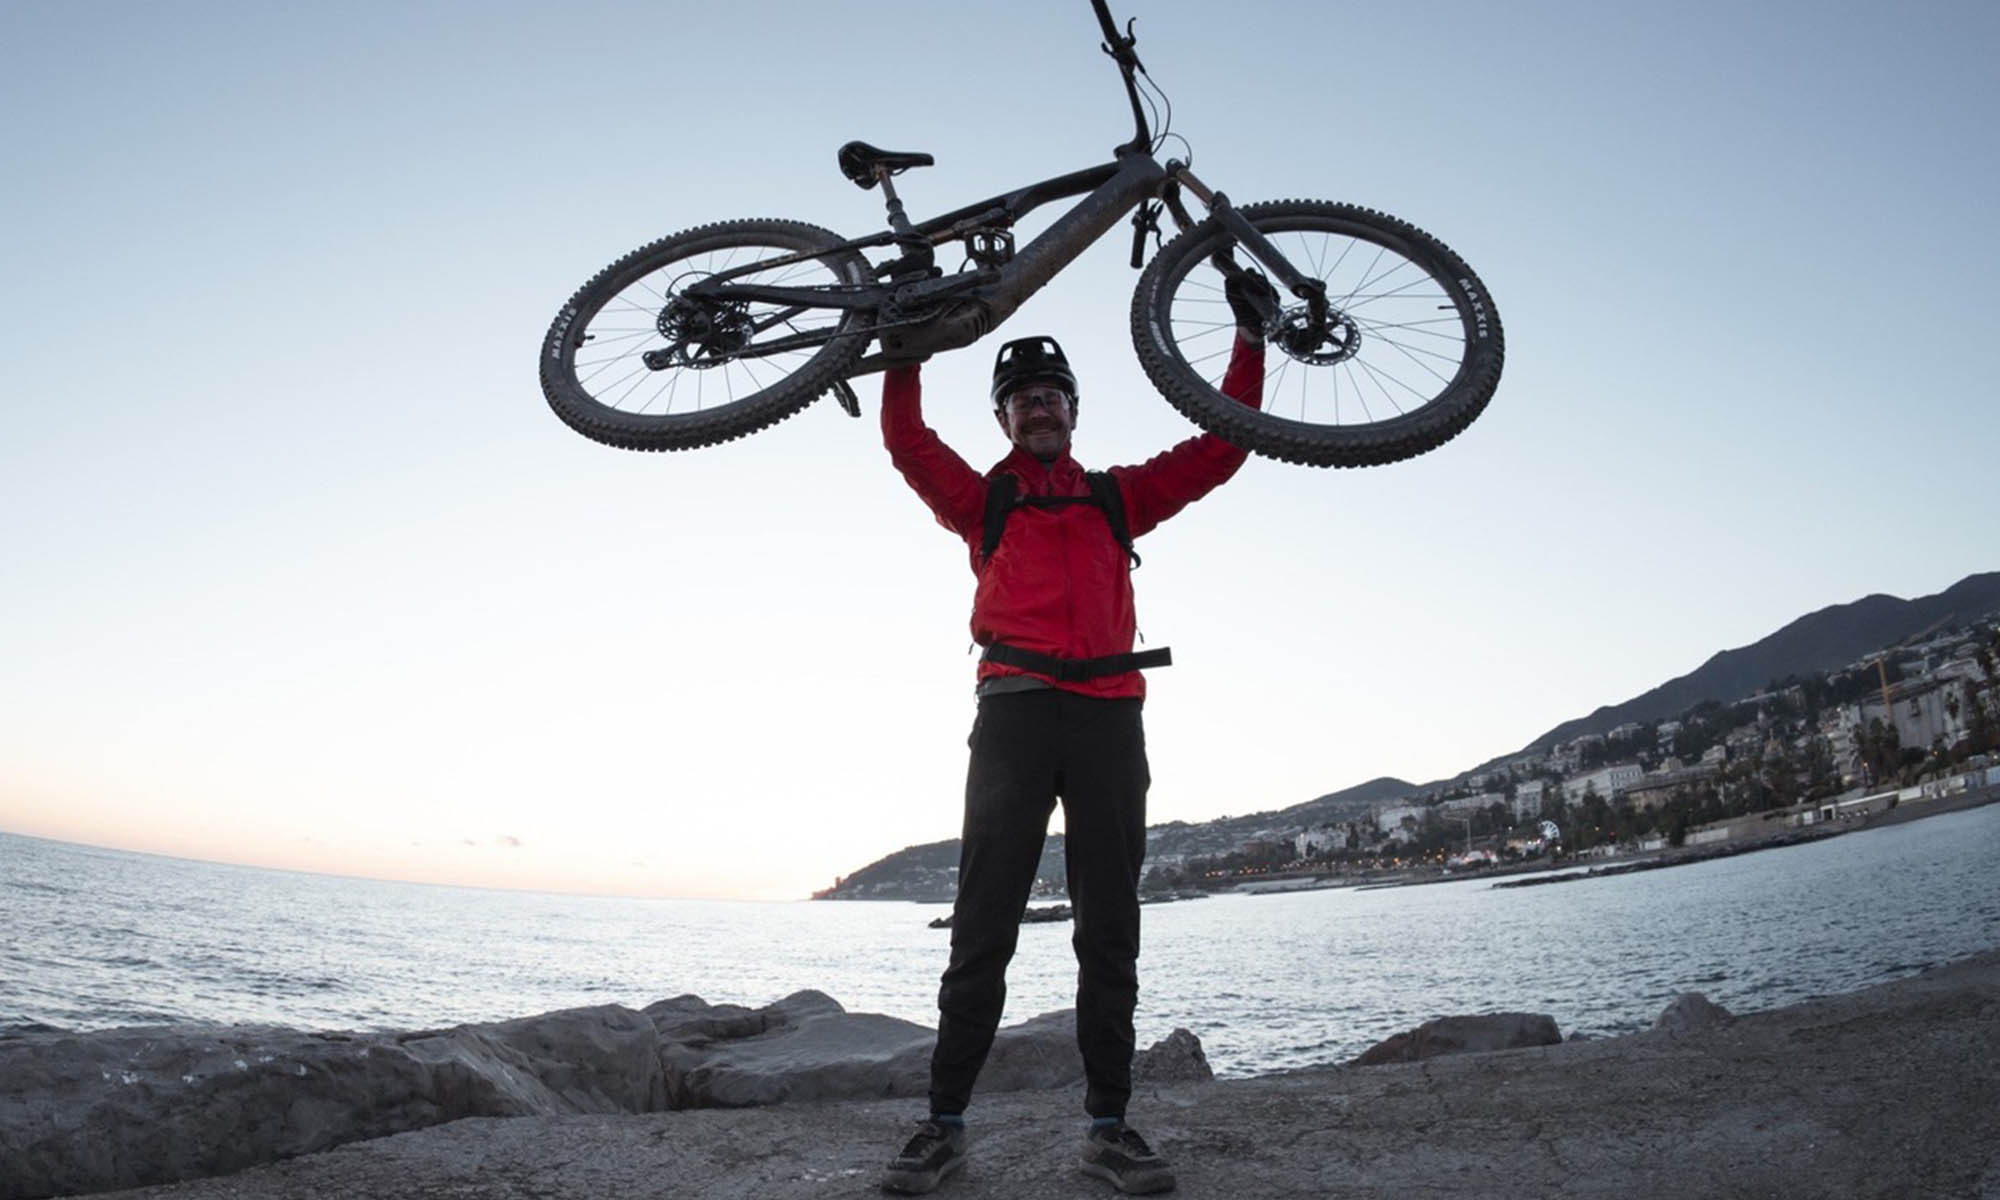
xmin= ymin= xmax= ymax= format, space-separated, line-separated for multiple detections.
xmin=876 ymin=279 xmax=1271 ymax=1196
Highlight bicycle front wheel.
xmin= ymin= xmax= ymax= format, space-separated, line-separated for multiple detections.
xmin=540 ymin=219 xmax=873 ymax=452
xmin=1132 ymin=200 xmax=1503 ymax=467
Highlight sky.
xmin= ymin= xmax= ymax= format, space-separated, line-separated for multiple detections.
xmin=3 ymin=1 xmax=1995 ymax=901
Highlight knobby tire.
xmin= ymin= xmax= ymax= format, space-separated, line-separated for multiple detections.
xmin=1131 ymin=200 xmax=1504 ymax=468
xmin=540 ymin=219 xmax=872 ymax=452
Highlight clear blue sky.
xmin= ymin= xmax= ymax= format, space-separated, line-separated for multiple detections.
xmin=4 ymin=0 xmax=1995 ymax=899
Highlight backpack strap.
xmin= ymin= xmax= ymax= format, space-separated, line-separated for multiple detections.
xmin=979 ymin=472 xmax=1020 ymax=563
xmin=1084 ymin=470 xmax=1141 ymax=569
xmin=978 ymin=471 xmax=1141 ymax=569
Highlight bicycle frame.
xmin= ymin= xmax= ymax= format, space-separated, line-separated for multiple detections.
xmin=678 ymin=0 xmax=1327 ymax=378
xmin=677 ymin=151 xmax=1166 ymax=371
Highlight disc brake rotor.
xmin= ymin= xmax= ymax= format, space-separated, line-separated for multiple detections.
xmin=1273 ymin=306 xmax=1362 ymax=367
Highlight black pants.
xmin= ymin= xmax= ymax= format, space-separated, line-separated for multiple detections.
xmin=929 ymin=689 xmax=1150 ymax=1119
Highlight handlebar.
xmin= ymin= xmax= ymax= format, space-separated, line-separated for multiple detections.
xmin=1089 ymin=0 xmax=1152 ymax=153
xmin=1090 ymin=0 xmax=1128 ymax=56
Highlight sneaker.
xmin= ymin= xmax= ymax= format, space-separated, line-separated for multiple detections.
xmin=880 ymin=1119 xmax=968 ymax=1194
xmin=1080 ymin=1121 xmax=1176 ymax=1194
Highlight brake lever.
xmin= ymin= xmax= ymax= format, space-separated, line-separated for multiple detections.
xmin=1128 ymin=201 xmax=1162 ymax=269
xmin=1099 ymin=17 xmax=1144 ymax=72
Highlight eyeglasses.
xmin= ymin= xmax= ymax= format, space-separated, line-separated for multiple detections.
xmin=1003 ymin=387 xmax=1070 ymax=414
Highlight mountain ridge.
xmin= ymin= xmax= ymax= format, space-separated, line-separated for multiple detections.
xmin=1445 ymin=571 xmax=2000 ymax=784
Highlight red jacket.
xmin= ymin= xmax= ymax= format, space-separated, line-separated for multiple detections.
xmin=882 ymin=337 xmax=1264 ymax=699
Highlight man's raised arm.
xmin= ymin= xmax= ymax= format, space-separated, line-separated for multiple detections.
xmin=881 ymin=364 xmax=986 ymax=540
xmin=1116 ymin=327 xmax=1266 ymax=537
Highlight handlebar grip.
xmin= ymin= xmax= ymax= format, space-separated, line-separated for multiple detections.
xmin=1090 ymin=0 xmax=1123 ymax=45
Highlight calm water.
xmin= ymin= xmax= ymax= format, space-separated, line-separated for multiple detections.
xmin=4 ymin=806 xmax=1998 ymax=1077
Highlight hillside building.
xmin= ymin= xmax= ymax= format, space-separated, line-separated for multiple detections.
xmin=1562 ymin=761 xmax=1645 ymax=802
xmin=1511 ymin=779 xmax=1547 ymax=819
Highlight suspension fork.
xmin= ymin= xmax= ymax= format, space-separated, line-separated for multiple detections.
xmin=1164 ymin=163 xmax=1329 ymax=326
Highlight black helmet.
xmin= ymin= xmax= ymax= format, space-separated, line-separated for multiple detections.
xmin=989 ymin=335 xmax=1078 ymax=410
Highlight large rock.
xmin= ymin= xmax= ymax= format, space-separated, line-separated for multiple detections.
xmin=649 ymin=991 xmax=933 ymax=1107
xmin=1134 ymin=1026 xmax=1213 ymax=1084
xmin=1350 ymin=1012 xmax=1564 ymax=1066
xmin=1655 ymin=992 xmax=1733 ymax=1035
xmin=650 ymin=992 xmax=1213 ymax=1106
xmin=976 ymin=1011 xmax=1212 ymax=1088
xmin=0 ymin=1003 xmax=663 ymax=1200
xmin=399 ymin=1002 xmax=666 ymax=1114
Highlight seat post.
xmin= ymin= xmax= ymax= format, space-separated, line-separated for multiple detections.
xmin=876 ymin=169 xmax=934 ymax=275
xmin=876 ymin=168 xmax=917 ymax=238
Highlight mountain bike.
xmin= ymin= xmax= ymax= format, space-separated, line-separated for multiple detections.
xmin=538 ymin=1 xmax=1503 ymax=468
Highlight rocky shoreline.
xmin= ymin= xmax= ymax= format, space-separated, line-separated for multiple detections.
xmin=0 ymin=987 xmax=1212 ymax=1200
xmin=7 ymin=948 xmax=1997 ymax=1199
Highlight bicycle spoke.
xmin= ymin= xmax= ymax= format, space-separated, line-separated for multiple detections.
xmin=737 ymin=352 xmax=779 ymax=393
xmin=1350 ymin=363 xmax=1384 ymax=423
xmin=1357 ymin=315 xmax=1466 ymax=341
xmin=632 ymin=371 xmax=672 ymax=417
xmin=1374 ymin=334 xmax=1463 ymax=377
xmin=659 ymin=363 xmax=687 ymax=415
xmin=1330 ymin=347 xmax=1342 ymax=425
xmin=606 ymin=359 xmax=661 ymax=411
xmin=1344 ymin=241 xmax=1392 ymax=310
xmin=1344 ymin=272 xmax=1441 ymax=313
xmin=1266 ymin=351 xmax=1293 ymax=400
xmin=1297 ymin=230 xmax=1332 ymax=283
xmin=578 ymin=327 xmax=658 ymax=344
xmin=1350 ymin=352 xmax=1425 ymax=411
xmin=1172 ymin=329 xmax=1236 ymax=372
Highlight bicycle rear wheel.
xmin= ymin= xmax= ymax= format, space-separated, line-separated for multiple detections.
xmin=540 ymin=219 xmax=873 ymax=452
xmin=1131 ymin=200 xmax=1503 ymax=467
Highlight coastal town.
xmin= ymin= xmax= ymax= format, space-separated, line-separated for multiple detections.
xmin=1137 ymin=613 xmax=2000 ymax=891
xmin=819 ymin=592 xmax=2000 ymax=902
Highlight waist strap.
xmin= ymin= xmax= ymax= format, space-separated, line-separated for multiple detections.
xmin=979 ymin=642 xmax=1172 ymax=682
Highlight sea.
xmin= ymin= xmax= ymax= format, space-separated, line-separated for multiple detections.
xmin=5 ymin=804 xmax=1998 ymax=1079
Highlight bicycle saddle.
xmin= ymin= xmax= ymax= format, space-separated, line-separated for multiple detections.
xmin=838 ymin=141 xmax=934 ymax=189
